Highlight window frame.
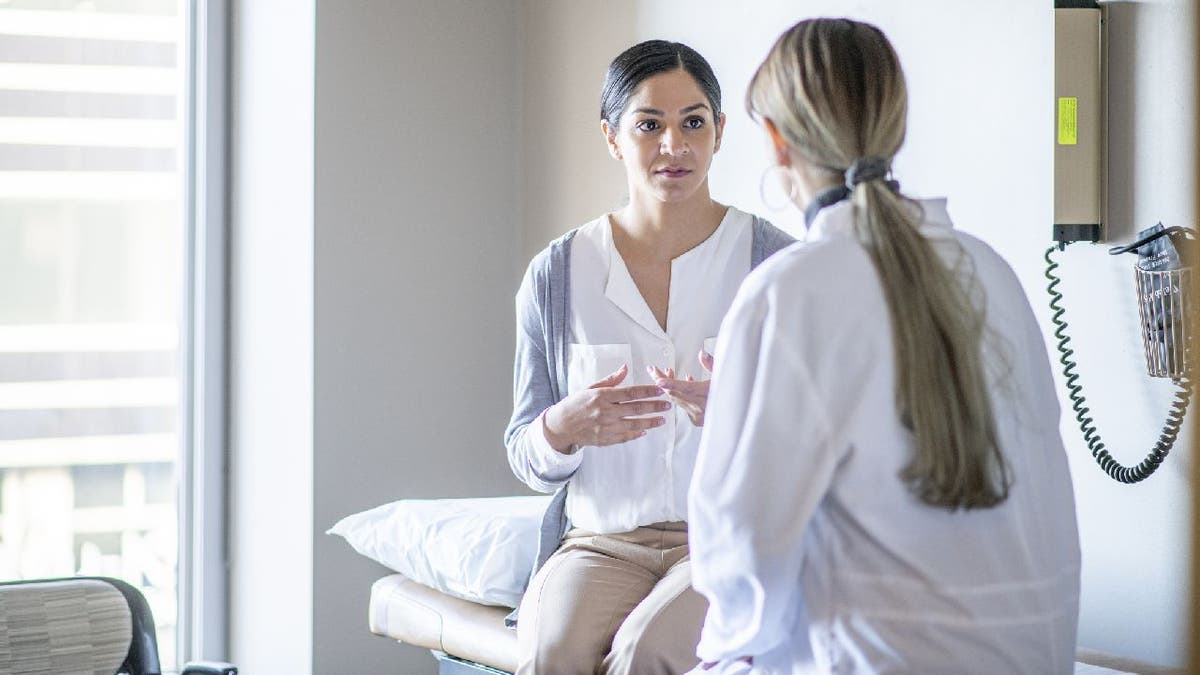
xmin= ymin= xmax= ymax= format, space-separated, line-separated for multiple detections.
xmin=178 ymin=0 xmax=230 ymax=665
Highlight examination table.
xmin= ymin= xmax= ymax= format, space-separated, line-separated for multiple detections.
xmin=369 ymin=573 xmax=1181 ymax=675
xmin=370 ymin=574 xmax=516 ymax=674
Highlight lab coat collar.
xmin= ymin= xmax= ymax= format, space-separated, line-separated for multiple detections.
xmin=805 ymin=199 xmax=855 ymax=242
xmin=806 ymin=196 xmax=953 ymax=243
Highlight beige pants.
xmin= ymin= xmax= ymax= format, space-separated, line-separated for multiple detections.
xmin=515 ymin=521 xmax=707 ymax=675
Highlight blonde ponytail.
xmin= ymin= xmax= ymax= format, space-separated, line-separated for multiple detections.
xmin=749 ymin=19 xmax=1009 ymax=509
xmin=858 ymin=180 xmax=1008 ymax=508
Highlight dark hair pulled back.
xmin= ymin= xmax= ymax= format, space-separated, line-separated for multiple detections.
xmin=600 ymin=40 xmax=721 ymax=129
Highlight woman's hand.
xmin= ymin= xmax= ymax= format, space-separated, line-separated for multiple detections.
xmin=542 ymin=364 xmax=670 ymax=453
xmin=648 ymin=350 xmax=714 ymax=427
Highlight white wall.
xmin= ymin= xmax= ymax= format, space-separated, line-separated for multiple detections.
xmin=520 ymin=0 xmax=1197 ymax=667
xmin=517 ymin=0 xmax=636 ymax=261
xmin=229 ymin=4 xmax=525 ymax=673
xmin=312 ymin=2 xmax=525 ymax=674
xmin=228 ymin=2 xmax=315 ymax=673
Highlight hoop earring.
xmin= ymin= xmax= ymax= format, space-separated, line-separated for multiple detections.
xmin=760 ymin=165 xmax=797 ymax=212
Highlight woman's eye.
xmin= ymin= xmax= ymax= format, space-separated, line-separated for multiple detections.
xmin=685 ymin=117 xmax=705 ymax=130
xmin=636 ymin=120 xmax=659 ymax=132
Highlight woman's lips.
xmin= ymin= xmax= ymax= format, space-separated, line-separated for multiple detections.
xmin=656 ymin=168 xmax=692 ymax=178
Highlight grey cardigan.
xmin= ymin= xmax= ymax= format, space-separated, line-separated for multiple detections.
xmin=503 ymin=215 xmax=795 ymax=622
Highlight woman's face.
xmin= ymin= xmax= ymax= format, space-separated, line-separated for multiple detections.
xmin=604 ymin=68 xmax=725 ymax=205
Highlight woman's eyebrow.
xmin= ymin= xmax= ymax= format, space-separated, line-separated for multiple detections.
xmin=630 ymin=103 xmax=710 ymax=117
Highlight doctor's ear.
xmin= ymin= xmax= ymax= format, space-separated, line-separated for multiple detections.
xmin=762 ymin=117 xmax=791 ymax=167
xmin=601 ymin=120 xmax=622 ymax=160
xmin=713 ymin=112 xmax=727 ymax=153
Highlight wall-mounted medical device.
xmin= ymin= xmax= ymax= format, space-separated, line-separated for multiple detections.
xmin=1053 ymin=0 xmax=1104 ymax=246
xmin=1044 ymin=0 xmax=1195 ymax=483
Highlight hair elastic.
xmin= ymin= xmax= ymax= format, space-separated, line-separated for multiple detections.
xmin=845 ymin=157 xmax=890 ymax=189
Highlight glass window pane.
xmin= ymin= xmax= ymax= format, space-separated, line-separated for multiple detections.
xmin=0 ymin=0 xmax=184 ymax=667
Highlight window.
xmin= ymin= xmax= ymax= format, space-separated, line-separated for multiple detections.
xmin=0 ymin=1 xmax=225 ymax=667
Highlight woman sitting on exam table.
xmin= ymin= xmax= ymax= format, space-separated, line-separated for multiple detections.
xmin=688 ymin=18 xmax=1081 ymax=675
xmin=504 ymin=40 xmax=793 ymax=674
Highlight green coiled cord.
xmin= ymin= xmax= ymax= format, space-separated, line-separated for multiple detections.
xmin=1043 ymin=246 xmax=1193 ymax=483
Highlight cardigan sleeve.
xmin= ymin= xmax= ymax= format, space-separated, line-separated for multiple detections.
xmin=504 ymin=253 xmax=579 ymax=493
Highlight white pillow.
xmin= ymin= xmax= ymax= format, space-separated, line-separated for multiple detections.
xmin=328 ymin=495 xmax=551 ymax=608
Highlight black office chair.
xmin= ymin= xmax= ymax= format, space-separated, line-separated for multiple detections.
xmin=0 ymin=576 xmax=236 ymax=675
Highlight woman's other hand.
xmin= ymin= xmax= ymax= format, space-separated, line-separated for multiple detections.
xmin=542 ymin=364 xmax=670 ymax=452
xmin=649 ymin=350 xmax=714 ymax=427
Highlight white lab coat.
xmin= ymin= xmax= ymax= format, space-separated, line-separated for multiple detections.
xmin=688 ymin=198 xmax=1081 ymax=674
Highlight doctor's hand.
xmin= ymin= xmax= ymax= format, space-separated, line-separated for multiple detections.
xmin=542 ymin=364 xmax=670 ymax=453
xmin=649 ymin=350 xmax=714 ymax=427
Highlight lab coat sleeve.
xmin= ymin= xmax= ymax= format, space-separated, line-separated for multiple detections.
xmin=504 ymin=260 xmax=581 ymax=493
xmin=689 ymin=280 xmax=840 ymax=664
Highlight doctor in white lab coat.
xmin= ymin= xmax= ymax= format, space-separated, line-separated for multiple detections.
xmin=687 ymin=18 xmax=1081 ymax=674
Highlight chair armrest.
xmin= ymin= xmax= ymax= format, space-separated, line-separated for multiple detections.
xmin=181 ymin=661 xmax=238 ymax=675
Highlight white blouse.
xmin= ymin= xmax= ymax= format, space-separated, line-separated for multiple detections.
xmin=689 ymin=199 xmax=1081 ymax=674
xmin=525 ymin=206 xmax=754 ymax=534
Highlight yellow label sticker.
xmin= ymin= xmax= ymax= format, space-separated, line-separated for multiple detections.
xmin=1058 ymin=97 xmax=1078 ymax=145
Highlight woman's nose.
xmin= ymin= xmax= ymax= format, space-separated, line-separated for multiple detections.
xmin=660 ymin=128 xmax=688 ymax=156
